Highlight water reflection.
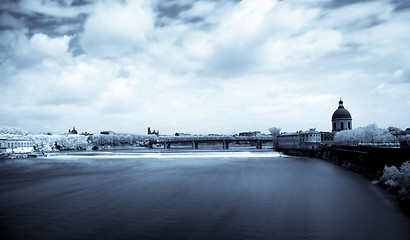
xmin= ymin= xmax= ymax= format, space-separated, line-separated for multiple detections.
xmin=0 ymin=151 xmax=408 ymax=240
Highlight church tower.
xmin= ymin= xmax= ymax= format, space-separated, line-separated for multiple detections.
xmin=332 ymin=98 xmax=352 ymax=132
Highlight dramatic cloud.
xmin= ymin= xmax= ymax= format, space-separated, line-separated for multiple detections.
xmin=0 ymin=0 xmax=409 ymax=134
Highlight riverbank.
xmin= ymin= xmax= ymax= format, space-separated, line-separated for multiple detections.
xmin=0 ymin=152 xmax=44 ymax=159
xmin=277 ymin=146 xmax=410 ymax=179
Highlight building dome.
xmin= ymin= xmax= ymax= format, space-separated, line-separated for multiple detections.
xmin=331 ymin=98 xmax=352 ymax=132
xmin=332 ymin=107 xmax=352 ymax=119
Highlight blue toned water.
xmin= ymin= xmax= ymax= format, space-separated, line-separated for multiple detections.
xmin=0 ymin=151 xmax=409 ymax=240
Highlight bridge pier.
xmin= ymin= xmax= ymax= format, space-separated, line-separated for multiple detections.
xmin=164 ymin=142 xmax=171 ymax=149
xmin=222 ymin=140 xmax=229 ymax=149
xmin=256 ymin=140 xmax=262 ymax=149
xmin=148 ymin=143 xmax=153 ymax=149
xmin=192 ymin=141 xmax=199 ymax=149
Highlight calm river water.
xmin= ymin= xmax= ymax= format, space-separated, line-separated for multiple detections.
xmin=0 ymin=151 xmax=409 ymax=240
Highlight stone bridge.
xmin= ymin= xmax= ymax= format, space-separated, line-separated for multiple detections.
xmin=148 ymin=135 xmax=273 ymax=149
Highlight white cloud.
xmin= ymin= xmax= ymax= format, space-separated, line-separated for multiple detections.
xmin=257 ymin=29 xmax=342 ymax=71
xmin=0 ymin=29 xmax=72 ymax=67
xmin=79 ymin=0 xmax=154 ymax=58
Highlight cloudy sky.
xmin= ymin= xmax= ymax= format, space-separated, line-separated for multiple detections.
xmin=0 ymin=0 xmax=409 ymax=135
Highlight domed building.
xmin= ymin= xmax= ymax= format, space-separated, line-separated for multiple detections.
xmin=332 ymin=98 xmax=352 ymax=132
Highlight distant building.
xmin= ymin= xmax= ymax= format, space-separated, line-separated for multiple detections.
xmin=148 ymin=127 xmax=159 ymax=136
xmin=68 ymin=127 xmax=78 ymax=134
xmin=175 ymin=132 xmax=191 ymax=136
xmin=239 ymin=131 xmax=261 ymax=136
xmin=100 ymin=131 xmax=114 ymax=135
xmin=0 ymin=139 xmax=33 ymax=153
xmin=332 ymin=98 xmax=352 ymax=132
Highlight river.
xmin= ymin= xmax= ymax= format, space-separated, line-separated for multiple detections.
xmin=0 ymin=151 xmax=409 ymax=240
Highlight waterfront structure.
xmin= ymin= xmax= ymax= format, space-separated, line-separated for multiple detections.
xmin=0 ymin=139 xmax=33 ymax=153
xmin=277 ymin=128 xmax=322 ymax=150
xmin=332 ymin=98 xmax=352 ymax=132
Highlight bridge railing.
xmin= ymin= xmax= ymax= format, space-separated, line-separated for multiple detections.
xmin=153 ymin=135 xmax=273 ymax=143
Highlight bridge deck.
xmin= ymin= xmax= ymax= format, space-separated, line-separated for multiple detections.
xmin=152 ymin=136 xmax=273 ymax=144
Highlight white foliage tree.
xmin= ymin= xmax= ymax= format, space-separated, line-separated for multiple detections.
xmin=334 ymin=124 xmax=395 ymax=145
xmin=0 ymin=126 xmax=28 ymax=135
xmin=380 ymin=161 xmax=410 ymax=201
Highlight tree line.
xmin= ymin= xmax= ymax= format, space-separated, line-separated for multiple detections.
xmin=0 ymin=126 xmax=155 ymax=151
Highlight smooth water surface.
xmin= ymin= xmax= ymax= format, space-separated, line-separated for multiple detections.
xmin=0 ymin=151 xmax=409 ymax=240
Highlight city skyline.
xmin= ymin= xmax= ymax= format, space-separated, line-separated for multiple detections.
xmin=1 ymin=0 xmax=409 ymax=135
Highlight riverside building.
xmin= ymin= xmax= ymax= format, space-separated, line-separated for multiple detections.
xmin=277 ymin=98 xmax=353 ymax=149
xmin=0 ymin=139 xmax=34 ymax=153
xmin=277 ymin=128 xmax=322 ymax=150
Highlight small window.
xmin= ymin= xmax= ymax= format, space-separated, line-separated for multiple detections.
xmin=348 ymin=122 xmax=351 ymax=129
xmin=341 ymin=122 xmax=344 ymax=129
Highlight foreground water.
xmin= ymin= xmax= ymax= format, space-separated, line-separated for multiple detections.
xmin=0 ymin=151 xmax=409 ymax=240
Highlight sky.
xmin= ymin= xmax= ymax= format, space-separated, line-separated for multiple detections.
xmin=0 ymin=0 xmax=409 ymax=135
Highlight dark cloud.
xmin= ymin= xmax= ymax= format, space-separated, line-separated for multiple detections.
xmin=340 ymin=15 xmax=385 ymax=31
xmin=154 ymin=2 xmax=191 ymax=27
xmin=0 ymin=6 xmax=88 ymax=37
xmin=182 ymin=16 xmax=204 ymax=23
xmin=52 ymin=0 xmax=93 ymax=7
xmin=321 ymin=0 xmax=375 ymax=9
xmin=156 ymin=2 xmax=191 ymax=19
xmin=391 ymin=0 xmax=410 ymax=11
xmin=23 ymin=13 xmax=87 ymax=37
xmin=71 ymin=0 xmax=94 ymax=6
xmin=154 ymin=0 xmax=239 ymax=26
xmin=0 ymin=12 xmax=25 ymax=30
xmin=68 ymin=35 xmax=84 ymax=56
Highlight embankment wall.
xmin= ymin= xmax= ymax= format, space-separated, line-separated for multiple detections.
xmin=278 ymin=146 xmax=410 ymax=179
